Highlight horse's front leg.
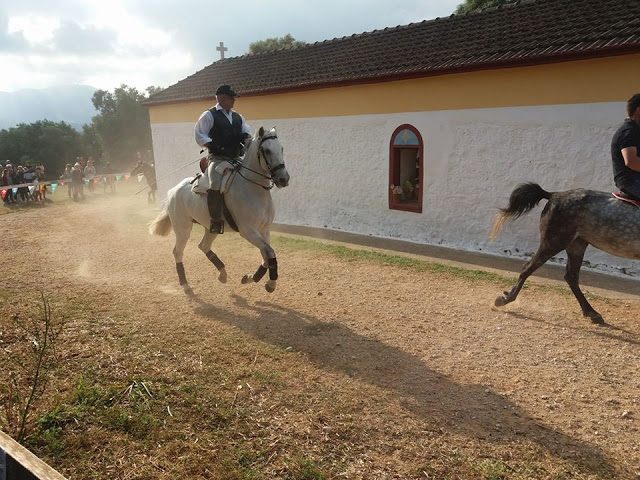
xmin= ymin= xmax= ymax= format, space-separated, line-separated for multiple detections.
xmin=198 ymin=232 xmax=227 ymax=283
xmin=240 ymin=229 xmax=278 ymax=293
xmin=173 ymin=224 xmax=194 ymax=295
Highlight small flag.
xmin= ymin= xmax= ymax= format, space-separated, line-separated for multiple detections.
xmin=1 ymin=189 xmax=6 ymax=199
xmin=28 ymin=186 xmax=35 ymax=194
xmin=51 ymin=183 xmax=58 ymax=193
xmin=117 ymin=175 xmax=124 ymax=181
xmin=12 ymin=188 xmax=17 ymax=195
xmin=137 ymin=174 xmax=144 ymax=183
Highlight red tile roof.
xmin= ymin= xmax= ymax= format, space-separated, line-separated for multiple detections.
xmin=145 ymin=0 xmax=640 ymax=106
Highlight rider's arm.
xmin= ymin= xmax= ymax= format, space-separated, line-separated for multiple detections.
xmin=239 ymin=114 xmax=251 ymax=136
xmin=622 ymin=146 xmax=640 ymax=172
xmin=194 ymin=110 xmax=214 ymax=147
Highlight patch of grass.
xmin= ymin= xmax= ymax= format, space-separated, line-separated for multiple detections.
xmin=252 ymin=369 xmax=286 ymax=388
xmin=474 ymin=458 xmax=512 ymax=479
xmin=274 ymin=236 xmax=514 ymax=284
xmin=295 ymin=457 xmax=326 ymax=480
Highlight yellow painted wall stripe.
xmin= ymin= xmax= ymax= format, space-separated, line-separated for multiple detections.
xmin=149 ymin=54 xmax=640 ymax=124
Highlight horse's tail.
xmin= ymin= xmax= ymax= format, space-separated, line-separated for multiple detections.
xmin=149 ymin=203 xmax=172 ymax=236
xmin=490 ymin=183 xmax=552 ymax=241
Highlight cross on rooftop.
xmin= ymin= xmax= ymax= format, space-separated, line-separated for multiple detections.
xmin=216 ymin=42 xmax=227 ymax=60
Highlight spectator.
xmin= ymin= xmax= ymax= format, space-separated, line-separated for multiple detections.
xmin=71 ymin=162 xmax=85 ymax=201
xmin=103 ymin=161 xmax=116 ymax=194
xmin=60 ymin=164 xmax=73 ymax=198
xmin=84 ymin=157 xmax=97 ymax=192
xmin=35 ymin=164 xmax=47 ymax=201
xmin=15 ymin=166 xmax=29 ymax=203
xmin=32 ymin=175 xmax=42 ymax=202
xmin=1 ymin=167 xmax=15 ymax=204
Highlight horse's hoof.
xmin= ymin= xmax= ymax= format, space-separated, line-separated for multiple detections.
xmin=241 ymin=274 xmax=251 ymax=284
xmin=589 ymin=313 xmax=605 ymax=325
xmin=218 ymin=269 xmax=227 ymax=284
xmin=265 ymin=281 xmax=276 ymax=293
xmin=183 ymin=284 xmax=194 ymax=295
xmin=494 ymin=296 xmax=507 ymax=307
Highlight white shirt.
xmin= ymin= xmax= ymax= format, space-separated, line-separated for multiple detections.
xmin=194 ymin=103 xmax=251 ymax=147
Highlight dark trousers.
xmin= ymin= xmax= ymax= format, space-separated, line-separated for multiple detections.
xmin=617 ymin=177 xmax=640 ymax=201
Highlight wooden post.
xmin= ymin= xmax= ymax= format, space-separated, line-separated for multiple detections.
xmin=0 ymin=431 xmax=67 ymax=480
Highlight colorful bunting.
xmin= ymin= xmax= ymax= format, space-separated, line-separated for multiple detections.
xmin=1 ymin=189 xmax=6 ymax=199
xmin=51 ymin=183 xmax=58 ymax=193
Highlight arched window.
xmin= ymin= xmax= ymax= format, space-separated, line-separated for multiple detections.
xmin=389 ymin=124 xmax=423 ymax=213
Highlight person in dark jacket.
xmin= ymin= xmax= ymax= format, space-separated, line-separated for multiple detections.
xmin=194 ymin=84 xmax=251 ymax=233
xmin=611 ymin=93 xmax=640 ymax=200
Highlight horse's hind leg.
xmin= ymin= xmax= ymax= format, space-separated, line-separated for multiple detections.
xmin=198 ymin=231 xmax=227 ymax=283
xmin=495 ymin=245 xmax=562 ymax=307
xmin=564 ymin=238 xmax=603 ymax=324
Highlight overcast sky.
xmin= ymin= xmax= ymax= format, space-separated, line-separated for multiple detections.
xmin=1 ymin=0 xmax=461 ymax=93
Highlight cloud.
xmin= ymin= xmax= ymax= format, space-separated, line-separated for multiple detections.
xmin=50 ymin=20 xmax=118 ymax=55
xmin=0 ymin=11 xmax=28 ymax=53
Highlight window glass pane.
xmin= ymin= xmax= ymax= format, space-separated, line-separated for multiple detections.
xmin=393 ymin=129 xmax=419 ymax=146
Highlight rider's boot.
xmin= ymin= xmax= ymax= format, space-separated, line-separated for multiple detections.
xmin=207 ymin=189 xmax=224 ymax=234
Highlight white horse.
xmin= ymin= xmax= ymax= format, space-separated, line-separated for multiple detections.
xmin=149 ymin=126 xmax=290 ymax=294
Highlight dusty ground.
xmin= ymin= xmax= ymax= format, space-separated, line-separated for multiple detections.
xmin=1 ymin=184 xmax=639 ymax=479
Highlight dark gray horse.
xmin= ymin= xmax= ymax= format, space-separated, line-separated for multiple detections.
xmin=490 ymin=182 xmax=640 ymax=324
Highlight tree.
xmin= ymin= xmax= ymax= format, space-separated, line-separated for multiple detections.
xmin=0 ymin=120 xmax=82 ymax=176
xmin=455 ymin=0 xmax=517 ymax=14
xmin=248 ymin=34 xmax=306 ymax=54
xmin=90 ymin=84 xmax=163 ymax=168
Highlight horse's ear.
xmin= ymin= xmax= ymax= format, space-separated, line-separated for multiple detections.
xmin=258 ymin=126 xmax=264 ymax=138
xmin=272 ymin=126 xmax=277 ymax=136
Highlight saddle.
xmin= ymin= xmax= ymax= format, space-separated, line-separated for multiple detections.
xmin=612 ymin=192 xmax=640 ymax=208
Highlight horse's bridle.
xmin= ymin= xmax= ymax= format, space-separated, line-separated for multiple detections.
xmin=233 ymin=134 xmax=285 ymax=190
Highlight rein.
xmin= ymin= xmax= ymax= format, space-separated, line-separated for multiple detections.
xmin=234 ymin=134 xmax=285 ymax=190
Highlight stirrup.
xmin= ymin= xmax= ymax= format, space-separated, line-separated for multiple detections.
xmin=210 ymin=220 xmax=224 ymax=234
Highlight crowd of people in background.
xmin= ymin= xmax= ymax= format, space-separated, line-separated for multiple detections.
xmin=1 ymin=160 xmax=48 ymax=205
xmin=1 ymin=150 xmax=156 ymax=206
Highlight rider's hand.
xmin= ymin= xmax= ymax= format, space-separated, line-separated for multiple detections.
xmin=205 ymin=143 xmax=222 ymax=155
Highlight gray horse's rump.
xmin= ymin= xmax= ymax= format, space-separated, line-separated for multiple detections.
xmin=548 ymin=189 xmax=640 ymax=260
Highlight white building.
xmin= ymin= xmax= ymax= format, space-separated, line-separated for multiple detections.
xmin=144 ymin=0 xmax=640 ymax=278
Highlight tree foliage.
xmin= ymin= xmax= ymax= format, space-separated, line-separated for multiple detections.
xmin=91 ymin=84 xmax=162 ymax=168
xmin=248 ymin=34 xmax=306 ymax=54
xmin=455 ymin=0 xmax=517 ymax=14
xmin=0 ymin=120 xmax=81 ymax=176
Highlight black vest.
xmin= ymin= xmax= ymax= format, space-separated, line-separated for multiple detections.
xmin=208 ymin=108 xmax=243 ymax=157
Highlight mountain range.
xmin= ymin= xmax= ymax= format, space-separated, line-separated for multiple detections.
xmin=0 ymin=85 xmax=99 ymax=131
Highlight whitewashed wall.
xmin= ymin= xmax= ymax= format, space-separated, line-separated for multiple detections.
xmin=151 ymin=101 xmax=639 ymax=278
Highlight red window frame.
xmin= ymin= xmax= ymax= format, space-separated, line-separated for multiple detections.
xmin=389 ymin=124 xmax=423 ymax=213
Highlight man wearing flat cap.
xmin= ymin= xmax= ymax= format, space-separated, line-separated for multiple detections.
xmin=194 ymin=84 xmax=252 ymax=233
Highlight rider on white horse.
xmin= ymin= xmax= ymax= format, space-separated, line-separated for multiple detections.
xmin=194 ymin=84 xmax=252 ymax=234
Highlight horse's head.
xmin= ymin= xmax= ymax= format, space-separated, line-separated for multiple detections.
xmin=253 ymin=126 xmax=289 ymax=188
